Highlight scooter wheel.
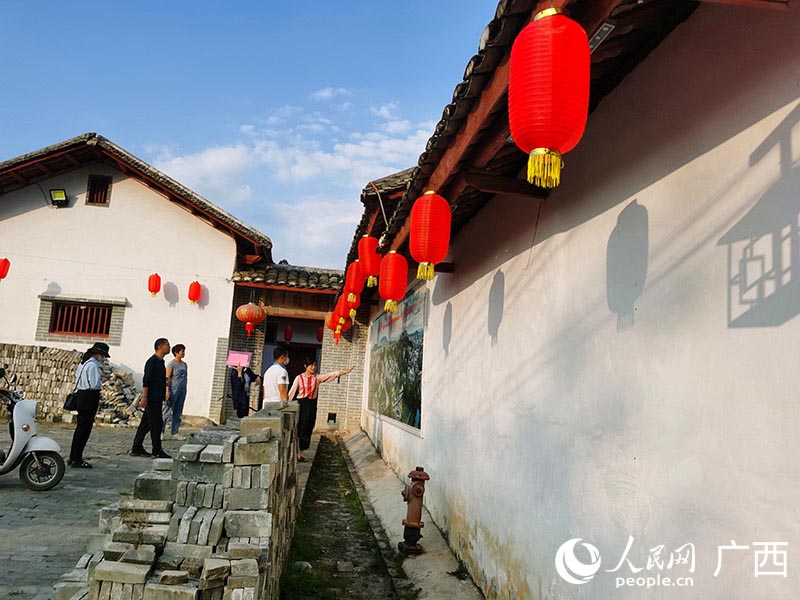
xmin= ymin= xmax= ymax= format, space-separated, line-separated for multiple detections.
xmin=19 ymin=451 xmax=66 ymax=491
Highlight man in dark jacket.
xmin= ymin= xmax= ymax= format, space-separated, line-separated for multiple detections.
xmin=230 ymin=364 xmax=261 ymax=418
xmin=130 ymin=338 xmax=171 ymax=458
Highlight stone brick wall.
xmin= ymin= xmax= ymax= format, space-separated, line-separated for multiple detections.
xmin=316 ymin=304 xmax=369 ymax=432
xmin=213 ymin=287 xmax=268 ymax=424
xmin=0 ymin=343 xmax=143 ymax=424
xmin=53 ymin=404 xmax=300 ymax=600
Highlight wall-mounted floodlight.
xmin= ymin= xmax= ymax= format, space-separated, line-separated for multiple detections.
xmin=49 ymin=189 xmax=69 ymax=208
xmin=589 ymin=20 xmax=616 ymax=53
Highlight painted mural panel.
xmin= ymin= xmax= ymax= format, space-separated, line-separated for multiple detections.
xmin=368 ymin=286 xmax=425 ymax=428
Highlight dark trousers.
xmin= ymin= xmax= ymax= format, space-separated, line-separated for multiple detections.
xmin=297 ymin=398 xmax=318 ymax=451
xmin=132 ymin=397 xmax=164 ymax=453
xmin=70 ymin=389 xmax=100 ymax=463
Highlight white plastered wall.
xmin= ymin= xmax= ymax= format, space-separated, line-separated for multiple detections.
xmin=0 ymin=163 xmax=236 ymax=418
xmin=364 ymin=5 xmax=800 ymax=599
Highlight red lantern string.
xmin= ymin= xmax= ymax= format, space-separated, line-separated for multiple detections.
xmin=358 ymin=235 xmax=381 ymax=287
xmin=410 ymin=191 xmax=451 ymax=280
xmin=379 ymin=251 xmax=408 ymax=313
xmin=147 ymin=273 xmax=161 ymax=297
xmin=345 ymin=292 xmax=360 ymax=319
xmin=509 ymin=9 xmax=590 ymax=188
xmin=344 ymin=260 xmax=364 ymax=303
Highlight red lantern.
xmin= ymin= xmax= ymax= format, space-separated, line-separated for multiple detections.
xmin=0 ymin=258 xmax=10 ymax=282
xmin=508 ymin=9 xmax=590 ymax=188
xmin=345 ymin=292 xmax=360 ymax=319
xmin=236 ymin=302 xmax=265 ymax=337
xmin=188 ymin=281 xmax=202 ymax=304
xmin=316 ymin=326 xmax=324 ymax=343
xmin=147 ymin=273 xmax=161 ymax=297
xmin=325 ymin=311 xmax=338 ymax=331
xmin=284 ymin=325 xmax=293 ymax=342
xmin=344 ymin=260 xmax=364 ymax=303
xmin=379 ymin=251 xmax=408 ymax=313
xmin=358 ymin=235 xmax=381 ymax=287
xmin=333 ymin=330 xmax=342 ymax=345
xmin=410 ymin=191 xmax=451 ymax=280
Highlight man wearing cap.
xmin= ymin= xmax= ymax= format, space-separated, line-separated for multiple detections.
xmin=68 ymin=341 xmax=110 ymax=468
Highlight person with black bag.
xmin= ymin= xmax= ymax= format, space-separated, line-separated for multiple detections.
xmin=68 ymin=342 xmax=109 ymax=469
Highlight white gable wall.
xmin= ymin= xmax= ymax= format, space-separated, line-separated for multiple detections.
xmin=364 ymin=5 xmax=800 ymax=599
xmin=0 ymin=163 xmax=236 ymax=418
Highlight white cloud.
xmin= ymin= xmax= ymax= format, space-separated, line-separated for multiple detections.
xmin=153 ymin=144 xmax=255 ymax=205
xmin=145 ymin=99 xmax=435 ymax=267
xmin=370 ymin=101 xmax=399 ymax=120
xmin=385 ymin=119 xmax=411 ymax=134
xmin=310 ymin=87 xmax=351 ymax=101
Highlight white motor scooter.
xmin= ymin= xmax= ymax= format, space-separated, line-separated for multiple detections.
xmin=0 ymin=367 xmax=65 ymax=490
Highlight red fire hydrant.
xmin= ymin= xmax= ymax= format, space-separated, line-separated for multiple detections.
xmin=399 ymin=466 xmax=429 ymax=555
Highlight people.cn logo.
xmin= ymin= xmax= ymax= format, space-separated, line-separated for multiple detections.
xmin=555 ymin=538 xmax=603 ymax=585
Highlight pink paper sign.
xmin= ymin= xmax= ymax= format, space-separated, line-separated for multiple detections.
xmin=226 ymin=350 xmax=252 ymax=367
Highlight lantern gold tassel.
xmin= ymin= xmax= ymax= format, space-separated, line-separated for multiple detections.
xmin=528 ymin=148 xmax=564 ymax=188
xmin=416 ymin=262 xmax=435 ymax=280
xmin=384 ymin=300 xmax=397 ymax=313
xmin=349 ymin=309 xmax=357 ymax=318
xmin=347 ymin=292 xmax=357 ymax=302
xmin=366 ymin=275 xmax=378 ymax=287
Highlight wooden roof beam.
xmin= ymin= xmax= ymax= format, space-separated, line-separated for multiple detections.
xmin=465 ymin=170 xmax=548 ymax=200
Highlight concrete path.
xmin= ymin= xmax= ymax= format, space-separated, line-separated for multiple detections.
xmin=343 ymin=430 xmax=484 ymax=600
xmin=0 ymin=422 xmax=187 ymax=600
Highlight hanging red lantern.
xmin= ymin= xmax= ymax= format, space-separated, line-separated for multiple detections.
xmin=147 ymin=273 xmax=161 ymax=297
xmin=325 ymin=311 xmax=338 ymax=331
xmin=345 ymin=292 xmax=360 ymax=319
xmin=508 ymin=9 xmax=590 ymax=188
xmin=316 ymin=326 xmax=324 ymax=343
xmin=333 ymin=330 xmax=342 ymax=345
xmin=379 ymin=251 xmax=408 ymax=313
xmin=284 ymin=325 xmax=294 ymax=342
xmin=344 ymin=260 xmax=364 ymax=303
xmin=236 ymin=302 xmax=265 ymax=337
xmin=410 ymin=191 xmax=451 ymax=280
xmin=358 ymin=235 xmax=381 ymax=287
xmin=0 ymin=258 xmax=10 ymax=282
xmin=188 ymin=281 xmax=202 ymax=304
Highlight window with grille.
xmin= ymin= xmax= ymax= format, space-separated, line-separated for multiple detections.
xmin=86 ymin=174 xmax=112 ymax=205
xmin=50 ymin=302 xmax=113 ymax=336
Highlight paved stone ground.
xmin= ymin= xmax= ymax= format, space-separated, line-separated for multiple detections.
xmin=0 ymin=421 xmax=187 ymax=600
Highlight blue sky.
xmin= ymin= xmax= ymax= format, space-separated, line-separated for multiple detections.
xmin=0 ymin=1 xmax=495 ymax=269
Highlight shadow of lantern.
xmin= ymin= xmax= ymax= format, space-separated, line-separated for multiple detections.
xmin=607 ymin=200 xmax=649 ymax=332
xmin=718 ymin=104 xmax=800 ymax=328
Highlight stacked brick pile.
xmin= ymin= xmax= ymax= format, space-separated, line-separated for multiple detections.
xmin=0 ymin=343 xmax=141 ymax=423
xmin=52 ymin=402 xmax=299 ymax=600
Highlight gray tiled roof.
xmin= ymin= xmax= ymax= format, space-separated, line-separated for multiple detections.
xmin=232 ymin=262 xmax=343 ymax=291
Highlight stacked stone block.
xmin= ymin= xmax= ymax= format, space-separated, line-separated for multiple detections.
xmin=0 ymin=343 xmax=142 ymax=423
xmin=54 ymin=402 xmax=300 ymax=600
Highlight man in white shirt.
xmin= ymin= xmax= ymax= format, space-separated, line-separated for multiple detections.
xmin=263 ymin=346 xmax=290 ymax=405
